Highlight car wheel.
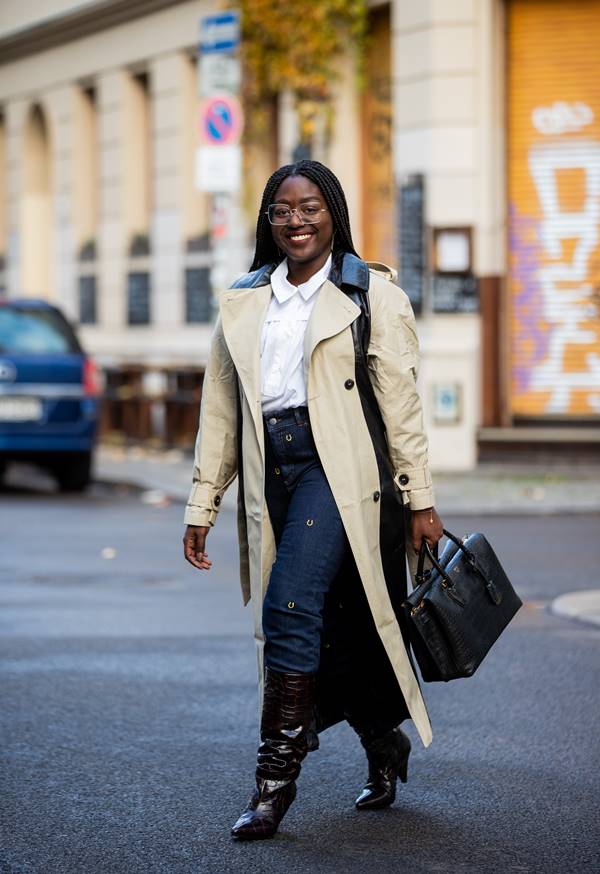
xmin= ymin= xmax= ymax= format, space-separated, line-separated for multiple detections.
xmin=54 ymin=452 xmax=93 ymax=492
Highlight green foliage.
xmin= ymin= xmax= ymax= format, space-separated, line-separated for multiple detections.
xmin=238 ymin=0 xmax=367 ymax=139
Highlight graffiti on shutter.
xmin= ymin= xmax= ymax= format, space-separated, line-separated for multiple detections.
xmin=508 ymin=0 xmax=600 ymax=418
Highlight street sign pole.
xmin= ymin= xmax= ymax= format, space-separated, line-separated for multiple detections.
xmin=196 ymin=11 xmax=246 ymax=295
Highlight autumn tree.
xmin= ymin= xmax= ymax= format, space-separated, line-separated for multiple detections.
xmin=238 ymin=0 xmax=367 ymax=145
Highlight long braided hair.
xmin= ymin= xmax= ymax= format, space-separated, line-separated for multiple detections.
xmin=250 ymin=160 xmax=359 ymax=270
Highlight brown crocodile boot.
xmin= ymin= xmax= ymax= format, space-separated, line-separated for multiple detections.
xmin=231 ymin=668 xmax=316 ymax=840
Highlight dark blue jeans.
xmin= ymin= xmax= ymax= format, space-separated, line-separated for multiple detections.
xmin=263 ymin=406 xmax=348 ymax=674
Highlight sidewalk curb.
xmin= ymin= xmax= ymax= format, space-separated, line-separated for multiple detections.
xmin=551 ymin=590 xmax=600 ymax=628
xmin=94 ymin=472 xmax=600 ymax=517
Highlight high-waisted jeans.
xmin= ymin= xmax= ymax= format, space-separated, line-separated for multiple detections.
xmin=262 ymin=406 xmax=348 ymax=674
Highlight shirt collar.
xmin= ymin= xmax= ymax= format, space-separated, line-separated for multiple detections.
xmin=270 ymin=253 xmax=332 ymax=304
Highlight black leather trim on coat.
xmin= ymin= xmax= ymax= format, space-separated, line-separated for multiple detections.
xmin=230 ymin=262 xmax=278 ymax=289
xmin=315 ymin=253 xmax=414 ymax=735
xmin=230 ymin=251 xmax=371 ymax=294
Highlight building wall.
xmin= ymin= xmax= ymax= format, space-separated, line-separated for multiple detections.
xmin=0 ymin=0 xmax=218 ymax=367
xmin=0 ymin=0 xmax=373 ymax=368
xmin=0 ymin=0 xmax=518 ymax=469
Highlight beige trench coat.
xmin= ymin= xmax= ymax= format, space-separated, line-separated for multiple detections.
xmin=184 ymin=267 xmax=435 ymax=747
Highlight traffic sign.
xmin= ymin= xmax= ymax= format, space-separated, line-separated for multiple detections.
xmin=200 ymin=94 xmax=243 ymax=145
xmin=195 ymin=145 xmax=241 ymax=193
xmin=199 ymin=11 xmax=240 ymax=54
xmin=199 ymin=54 xmax=241 ymax=97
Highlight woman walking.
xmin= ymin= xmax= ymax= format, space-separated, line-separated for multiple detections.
xmin=183 ymin=160 xmax=444 ymax=840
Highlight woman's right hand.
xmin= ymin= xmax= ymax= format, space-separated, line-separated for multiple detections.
xmin=183 ymin=525 xmax=212 ymax=571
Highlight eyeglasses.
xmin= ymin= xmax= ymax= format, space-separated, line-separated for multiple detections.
xmin=266 ymin=203 xmax=328 ymax=225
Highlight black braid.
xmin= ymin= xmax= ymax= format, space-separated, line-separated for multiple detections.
xmin=250 ymin=160 xmax=360 ymax=270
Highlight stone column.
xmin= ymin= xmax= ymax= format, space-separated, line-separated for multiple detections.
xmin=97 ymin=69 xmax=128 ymax=335
xmin=4 ymin=99 xmax=27 ymax=299
xmin=45 ymin=85 xmax=77 ymax=317
xmin=149 ymin=52 xmax=188 ymax=331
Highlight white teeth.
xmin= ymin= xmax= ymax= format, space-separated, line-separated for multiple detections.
xmin=290 ymin=234 xmax=311 ymax=241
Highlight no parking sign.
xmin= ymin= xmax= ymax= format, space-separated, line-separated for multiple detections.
xmin=199 ymin=94 xmax=244 ymax=145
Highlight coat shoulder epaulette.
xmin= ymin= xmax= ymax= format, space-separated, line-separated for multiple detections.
xmin=367 ymin=261 xmax=398 ymax=284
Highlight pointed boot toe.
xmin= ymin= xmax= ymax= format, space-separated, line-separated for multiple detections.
xmin=355 ymin=780 xmax=397 ymax=810
xmin=231 ymin=779 xmax=297 ymax=840
xmin=354 ymin=726 xmax=411 ymax=811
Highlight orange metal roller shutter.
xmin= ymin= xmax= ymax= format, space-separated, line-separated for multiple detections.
xmin=507 ymin=0 xmax=600 ymax=419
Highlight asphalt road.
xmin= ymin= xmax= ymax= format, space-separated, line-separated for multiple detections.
xmin=1 ymin=469 xmax=599 ymax=874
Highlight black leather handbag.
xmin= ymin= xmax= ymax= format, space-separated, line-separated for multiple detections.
xmin=403 ymin=528 xmax=522 ymax=682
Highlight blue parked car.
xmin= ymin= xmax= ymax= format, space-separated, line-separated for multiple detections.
xmin=0 ymin=298 xmax=101 ymax=491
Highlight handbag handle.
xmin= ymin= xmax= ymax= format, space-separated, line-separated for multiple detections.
xmin=416 ymin=538 xmax=455 ymax=590
xmin=417 ymin=528 xmax=502 ymax=606
xmin=416 ymin=527 xmax=473 ymax=581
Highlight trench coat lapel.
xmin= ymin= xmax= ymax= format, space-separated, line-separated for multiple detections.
xmin=220 ymin=278 xmax=360 ymax=451
xmin=304 ymin=278 xmax=361 ymax=367
xmin=219 ymin=284 xmax=272 ymax=448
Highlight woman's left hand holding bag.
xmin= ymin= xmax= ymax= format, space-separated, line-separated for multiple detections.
xmin=410 ymin=507 xmax=444 ymax=555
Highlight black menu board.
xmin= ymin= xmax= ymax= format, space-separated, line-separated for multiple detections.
xmin=398 ymin=174 xmax=425 ymax=314
xmin=432 ymin=274 xmax=479 ymax=313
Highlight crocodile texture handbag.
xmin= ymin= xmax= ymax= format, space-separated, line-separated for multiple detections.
xmin=403 ymin=528 xmax=522 ymax=682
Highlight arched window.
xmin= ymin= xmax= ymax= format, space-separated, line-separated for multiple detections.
xmin=21 ymin=104 xmax=52 ymax=298
xmin=125 ymin=71 xmax=151 ymax=253
xmin=74 ymin=86 xmax=99 ymax=323
xmin=125 ymin=72 xmax=152 ymax=325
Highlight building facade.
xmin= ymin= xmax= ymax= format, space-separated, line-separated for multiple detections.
xmin=1 ymin=0 xmax=598 ymax=467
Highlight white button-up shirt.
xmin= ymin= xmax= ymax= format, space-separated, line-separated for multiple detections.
xmin=260 ymin=254 xmax=332 ymax=414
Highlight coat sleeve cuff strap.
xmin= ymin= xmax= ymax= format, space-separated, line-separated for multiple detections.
xmin=184 ymin=506 xmax=216 ymax=527
xmin=393 ymin=467 xmax=432 ymax=492
xmin=184 ymin=482 xmax=225 ymax=526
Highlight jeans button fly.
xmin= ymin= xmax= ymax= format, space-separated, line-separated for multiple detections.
xmin=268 ymin=417 xmax=277 ymax=425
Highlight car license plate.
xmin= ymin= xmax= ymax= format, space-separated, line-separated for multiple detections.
xmin=0 ymin=396 xmax=44 ymax=421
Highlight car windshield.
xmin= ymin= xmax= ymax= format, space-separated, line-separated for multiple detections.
xmin=0 ymin=307 xmax=81 ymax=355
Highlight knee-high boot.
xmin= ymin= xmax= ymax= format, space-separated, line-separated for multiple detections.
xmin=231 ymin=667 xmax=316 ymax=840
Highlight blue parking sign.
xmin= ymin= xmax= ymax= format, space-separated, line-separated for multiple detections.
xmin=199 ymin=11 xmax=240 ymax=54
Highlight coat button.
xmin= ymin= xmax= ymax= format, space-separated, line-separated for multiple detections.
xmin=373 ymin=491 xmax=380 ymax=502
xmin=399 ymin=474 xmax=409 ymax=485
xmin=214 ymin=495 xmax=221 ymax=506
xmin=344 ymin=379 xmax=355 ymax=390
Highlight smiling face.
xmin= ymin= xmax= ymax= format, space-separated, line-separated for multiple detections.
xmin=270 ymin=175 xmax=334 ymax=277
